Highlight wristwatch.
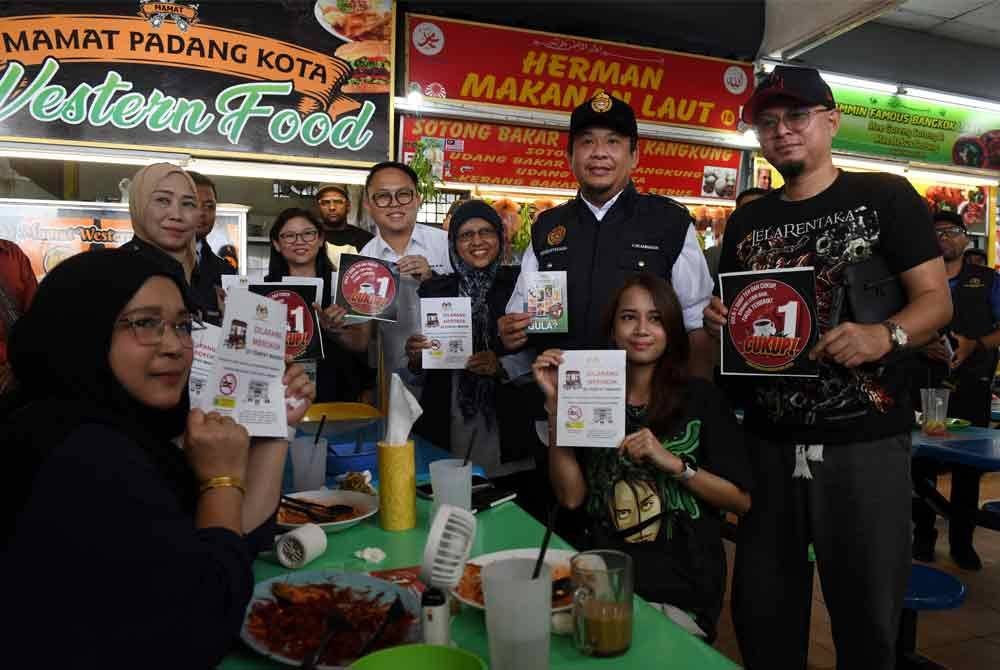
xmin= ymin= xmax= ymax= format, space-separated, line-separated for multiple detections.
xmin=671 ymin=456 xmax=697 ymax=481
xmin=883 ymin=320 xmax=909 ymax=352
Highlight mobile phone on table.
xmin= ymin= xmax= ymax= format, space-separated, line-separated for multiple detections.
xmin=471 ymin=487 xmax=517 ymax=514
xmin=416 ymin=475 xmax=492 ymax=499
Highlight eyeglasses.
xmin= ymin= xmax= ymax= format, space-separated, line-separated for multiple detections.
xmin=278 ymin=229 xmax=320 ymax=243
xmin=118 ymin=315 xmax=204 ymax=348
xmin=936 ymin=226 xmax=966 ymax=239
xmin=318 ymin=198 xmax=347 ymax=207
xmin=754 ymin=107 xmax=830 ymax=138
xmin=457 ymin=228 xmax=499 ymax=244
xmin=371 ymin=188 xmax=415 ymax=208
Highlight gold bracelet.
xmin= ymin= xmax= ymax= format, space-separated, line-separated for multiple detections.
xmin=199 ymin=476 xmax=246 ymax=496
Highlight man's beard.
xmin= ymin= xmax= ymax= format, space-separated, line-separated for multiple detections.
xmin=774 ymin=160 xmax=805 ymax=179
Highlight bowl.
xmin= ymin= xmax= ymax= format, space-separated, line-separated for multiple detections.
xmin=349 ymin=644 xmax=486 ymax=670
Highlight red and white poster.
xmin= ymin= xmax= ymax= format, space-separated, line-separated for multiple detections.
xmin=247 ymin=283 xmax=324 ymax=361
xmin=400 ymin=115 xmax=742 ymax=198
xmin=406 ymin=14 xmax=753 ymax=133
xmin=335 ymin=253 xmax=400 ymax=322
xmin=719 ymin=267 xmax=819 ymax=377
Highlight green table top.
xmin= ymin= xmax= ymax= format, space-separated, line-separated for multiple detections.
xmin=221 ymin=500 xmax=738 ymax=669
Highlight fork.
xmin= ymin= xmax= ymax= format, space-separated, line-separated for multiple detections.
xmin=356 ymin=596 xmax=406 ymax=657
xmin=301 ymin=607 xmax=352 ymax=670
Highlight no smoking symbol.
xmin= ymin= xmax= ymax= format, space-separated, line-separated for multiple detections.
xmin=219 ymin=373 xmax=237 ymax=396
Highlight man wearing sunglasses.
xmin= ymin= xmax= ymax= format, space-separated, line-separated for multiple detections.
xmin=360 ymin=161 xmax=454 ymax=398
xmin=703 ymin=66 xmax=952 ymax=669
xmin=911 ymin=210 xmax=1000 ymax=571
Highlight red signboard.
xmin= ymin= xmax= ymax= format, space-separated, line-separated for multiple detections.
xmin=400 ymin=115 xmax=742 ymax=199
xmin=406 ymin=14 xmax=753 ymax=134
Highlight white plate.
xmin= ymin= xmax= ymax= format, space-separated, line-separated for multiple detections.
xmin=241 ymin=570 xmax=421 ymax=669
xmin=314 ymin=0 xmax=392 ymax=43
xmin=451 ymin=548 xmax=577 ymax=612
xmin=277 ymin=489 xmax=378 ymax=533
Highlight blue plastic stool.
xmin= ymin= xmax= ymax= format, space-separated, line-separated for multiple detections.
xmin=896 ymin=565 xmax=967 ymax=669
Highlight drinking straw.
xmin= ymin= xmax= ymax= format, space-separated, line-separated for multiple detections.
xmin=533 ymin=503 xmax=559 ymax=579
xmin=314 ymin=414 xmax=327 ymax=446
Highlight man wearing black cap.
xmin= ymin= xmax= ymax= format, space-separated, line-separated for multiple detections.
xmin=704 ymin=66 xmax=952 ymax=669
xmin=911 ymin=210 xmax=1000 ymax=571
xmin=316 ymin=184 xmax=373 ymax=252
xmin=500 ymin=90 xmax=715 ymax=376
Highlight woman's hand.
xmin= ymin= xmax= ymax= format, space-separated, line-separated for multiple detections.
xmin=405 ymin=335 xmax=430 ymax=370
xmin=284 ymin=359 xmax=316 ymax=427
xmin=618 ymin=428 xmax=684 ymax=476
xmin=466 ymin=351 xmax=499 ymax=377
xmin=532 ymin=348 xmax=563 ymax=414
xmin=184 ymin=409 xmax=250 ymax=482
xmin=315 ymin=303 xmax=349 ymax=334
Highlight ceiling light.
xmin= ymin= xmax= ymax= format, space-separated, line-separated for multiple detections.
xmin=0 ymin=142 xmax=188 ymax=166
xmin=903 ymin=87 xmax=1000 ymax=113
xmin=406 ymin=83 xmax=424 ymax=108
xmin=185 ymin=158 xmax=368 ymax=184
xmin=833 ymin=155 xmax=906 ymax=175
xmin=905 ymin=168 xmax=998 ymax=187
xmin=822 ymin=73 xmax=898 ymax=94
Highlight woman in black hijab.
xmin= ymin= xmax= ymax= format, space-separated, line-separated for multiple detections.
xmin=404 ymin=201 xmax=547 ymax=516
xmin=2 ymin=249 xmax=314 ymax=669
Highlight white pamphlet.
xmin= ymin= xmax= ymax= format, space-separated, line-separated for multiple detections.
xmin=221 ymin=274 xmax=249 ymax=296
xmin=207 ymin=290 xmax=288 ymax=438
xmin=556 ymin=350 xmax=626 ymax=448
xmin=189 ymin=323 xmax=221 ymax=409
xmin=420 ymin=297 xmax=473 ymax=369
xmin=281 ymin=275 xmax=324 ymax=301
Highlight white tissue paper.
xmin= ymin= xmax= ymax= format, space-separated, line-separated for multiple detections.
xmin=385 ymin=373 xmax=423 ymax=444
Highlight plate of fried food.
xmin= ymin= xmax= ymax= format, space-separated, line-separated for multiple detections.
xmin=242 ymin=571 xmax=421 ymax=669
xmin=315 ymin=0 xmax=392 ymax=43
xmin=452 ymin=548 xmax=576 ymax=612
xmin=277 ymin=489 xmax=378 ymax=533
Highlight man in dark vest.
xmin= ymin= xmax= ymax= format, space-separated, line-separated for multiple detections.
xmin=912 ymin=210 xmax=1000 ymax=570
xmin=498 ymin=91 xmax=714 ymax=377
xmin=188 ymin=171 xmax=235 ymax=325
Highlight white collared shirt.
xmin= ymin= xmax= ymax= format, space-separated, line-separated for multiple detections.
xmin=359 ymin=223 xmax=454 ymax=275
xmin=509 ymin=191 xmax=712 ymax=332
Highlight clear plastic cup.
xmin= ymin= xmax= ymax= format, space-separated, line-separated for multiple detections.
xmin=482 ymin=558 xmax=551 ymax=670
xmin=920 ymin=388 xmax=950 ymax=436
xmin=290 ymin=436 xmax=328 ymax=491
xmin=428 ymin=458 xmax=471 ymax=518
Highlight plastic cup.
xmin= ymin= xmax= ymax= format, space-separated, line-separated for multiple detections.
xmin=429 ymin=458 xmax=472 ymax=518
xmin=482 ymin=558 xmax=551 ymax=670
xmin=290 ymin=436 xmax=328 ymax=491
xmin=920 ymin=388 xmax=950 ymax=436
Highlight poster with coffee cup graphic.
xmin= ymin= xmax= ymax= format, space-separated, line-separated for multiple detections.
xmin=247 ymin=282 xmax=324 ymax=361
xmin=334 ymin=253 xmax=400 ymax=322
xmin=719 ymin=267 xmax=819 ymax=377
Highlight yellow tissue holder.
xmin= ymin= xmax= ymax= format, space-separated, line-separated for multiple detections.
xmin=377 ymin=440 xmax=416 ymax=531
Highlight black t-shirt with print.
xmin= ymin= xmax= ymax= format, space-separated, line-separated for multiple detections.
xmin=581 ymin=379 xmax=751 ymax=639
xmin=718 ymin=171 xmax=939 ymax=444
xmin=325 ymin=225 xmax=373 ymax=251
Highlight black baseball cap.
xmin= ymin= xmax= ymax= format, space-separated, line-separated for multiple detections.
xmin=569 ymin=90 xmax=638 ymax=144
xmin=933 ymin=210 xmax=966 ymax=232
xmin=316 ymin=184 xmax=349 ymax=201
xmin=741 ymin=66 xmax=836 ymax=124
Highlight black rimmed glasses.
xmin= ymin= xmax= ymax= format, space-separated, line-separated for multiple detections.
xmin=754 ymin=107 xmax=830 ymax=138
xmin=117 ymin=315 xmax=205 ymax=348
xmin=371 ymin=188 xmax=415 ymax=208
xmin=457 ymin=228 xmax=499 ymax=244
xmin=278 ymin=229 xmax=320 ymax=243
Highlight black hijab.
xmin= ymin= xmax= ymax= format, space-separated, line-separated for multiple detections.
xmin=447 ymin=200 xmax=505 ymax=426
xmin=3 ymin=249 xmax=198 ymax=541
